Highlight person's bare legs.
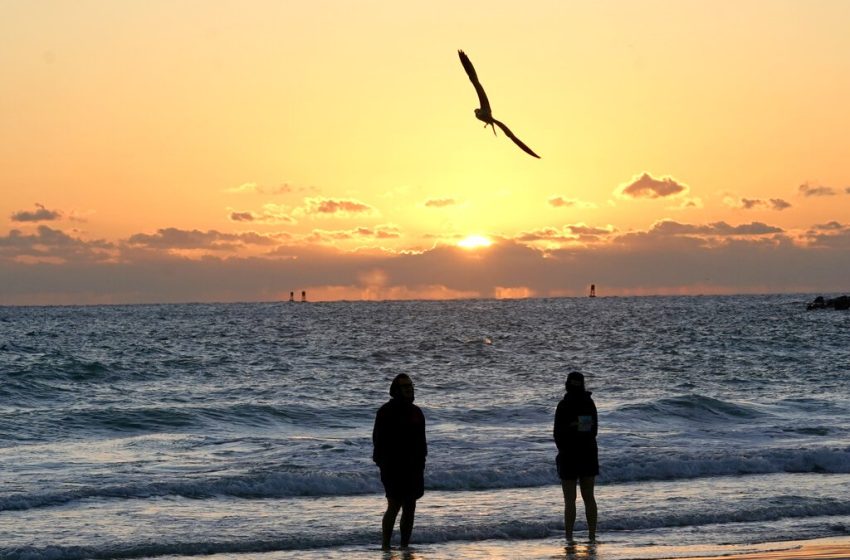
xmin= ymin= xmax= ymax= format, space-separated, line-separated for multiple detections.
xmin=561 ymin=478 xmax=578 ymax=542
xmin=579 ymin=476 xmax=597 ymax=541
xmin=382 ymin=498 xmax=402 ymax=550
xmin=399 ymin=499 xmax=416 ymax=548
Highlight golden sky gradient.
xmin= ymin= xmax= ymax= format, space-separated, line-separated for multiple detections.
xmin=2 ymin=0 xmax=849 ymax=304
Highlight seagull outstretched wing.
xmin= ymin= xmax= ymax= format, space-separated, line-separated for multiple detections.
xmin=458 ymin=50 xmax=491 ymax=117
xmin=493 ymin=119 xmax=540 ymax=159
xmin=457 ymin=49 xmax=540 ymax=158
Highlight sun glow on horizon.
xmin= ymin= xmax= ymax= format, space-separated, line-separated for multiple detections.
xmin=457 ymin=235 xmax=493 ymax=250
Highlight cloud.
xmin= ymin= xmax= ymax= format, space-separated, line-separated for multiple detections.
xmin=618 ymin=173 xmax=689 ymax=199
xmin=230 ymin=212 xmax=256 ymax=222
xmin=548 ymin=196 xmax=597 ymax=209
xmin=373 ymin=226 xmax=402 ymax=239
xmin=305 ymin=230 xmax=354 ymax=242
xmin=613 ymin=220 xmax=787 ymax=252
xmin=227 ymin=204 xmax=296 ymax=224
xmin=727 ymin=197 xmax=792 ymax=211
xmin=803 ymin=222 xmax=850 ymax=249
xmin=0 ymin=225 xmax=114 ymax=263
xmin=799 ymin=182 xmax=837 ymax=197
xmin=720 ymin=222 xmax=784 ymax=235
xmin=306 ymin=225 xmax=402 ymax=243
xmin=568 ymin=224 xmax=614 ymax=236
xmin=516 ymin=227 xmax=574 ymax=242
xmin=515 ymin=224 xmax=613 ymax=244
xmin=298 ymin=197 xmax=376 ymax=217
xmin=424 ymin=198 xmax=458 ymax=208
xmin=11 ymin=203 xmax=62 ymax=222
xmin=647 ymin=219 xmax=783 ymax=237
xmin=810 ymin=221 xmax=845 ymax=231
xmin=224 ymin=182 xmax=293 ymax=195
xmin=126 ymin=228 xmax=278 ymax=251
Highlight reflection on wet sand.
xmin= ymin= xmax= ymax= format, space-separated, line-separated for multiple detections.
xmin=382 ymin=548 xmax=419 ymax=560
xmin=561 ymin=542 xmax=598 ymax=560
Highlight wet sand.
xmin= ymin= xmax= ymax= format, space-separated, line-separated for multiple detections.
xmin=667 ymin=537 xmax=850 ymax=560
xmin=152 ymin=535 xmax=850 ymax=559
xmin=387 ymin=535 xmax=850 ymax=560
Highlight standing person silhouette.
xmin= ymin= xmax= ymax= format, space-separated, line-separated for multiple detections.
xmin=372 ymin=374 xmax=427 ymax=550
xmin=554 ymin=371 xmax=598 ymax=543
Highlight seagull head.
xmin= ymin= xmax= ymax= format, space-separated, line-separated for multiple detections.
xmin=474 ymin=107 xmax=491 ymax=123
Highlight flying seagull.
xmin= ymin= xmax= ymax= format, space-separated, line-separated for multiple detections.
xmin=458 ymin=49 xmax=540 ymax=158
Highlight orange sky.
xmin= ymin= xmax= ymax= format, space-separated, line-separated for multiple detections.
xmin=2 ymin=0 xmax=849 ymax=304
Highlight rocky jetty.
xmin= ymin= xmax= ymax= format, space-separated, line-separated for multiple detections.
xmin=806 ymin=295 xmax=850 ymax=310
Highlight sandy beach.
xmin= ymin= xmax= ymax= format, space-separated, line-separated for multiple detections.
xmin=117 ymin=535 xmax=850 ymax=560
xmin=666 ymin=537 xmax=850 ymax=560
xmin=366 ymin=536 xmax=850 ymax=560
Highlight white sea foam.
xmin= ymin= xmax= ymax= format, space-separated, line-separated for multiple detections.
xmin=2 ymin=488 xmax=849 ymax=560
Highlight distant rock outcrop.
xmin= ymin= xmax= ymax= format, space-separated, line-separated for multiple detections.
xmin=807 ymin=295 xmax=850 ymax=310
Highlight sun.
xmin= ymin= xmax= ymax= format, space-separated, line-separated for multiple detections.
xmin=457 ymin=235 xmax=493 ymax=249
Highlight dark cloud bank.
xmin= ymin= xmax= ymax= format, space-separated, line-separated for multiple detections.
xmin=2 ymin=221 xmax=850 ymax=305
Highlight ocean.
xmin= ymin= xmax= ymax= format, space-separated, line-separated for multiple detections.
xmin=0 ymin=295 xmax=848 ymax=560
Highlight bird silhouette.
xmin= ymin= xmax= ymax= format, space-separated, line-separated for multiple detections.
xmin=458 ymin=50 xmax=540 ymax=159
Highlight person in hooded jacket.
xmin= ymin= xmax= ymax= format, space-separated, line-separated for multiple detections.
xmin=372 ymin=373 xmax=427 ymax=549
xmin=554 ymin=371 xmax=598 ymax=542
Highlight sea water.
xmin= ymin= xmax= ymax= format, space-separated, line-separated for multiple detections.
xmin=0 ymin=295 xmax=848 ymax=559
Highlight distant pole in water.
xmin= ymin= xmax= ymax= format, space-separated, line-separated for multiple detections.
xmin=289 ymin=291 xmax=295 ymax=302
xmin=301 ymin=290 xmax=307 ymax=303
xmin=589 ymin=284 xmax=596 ymax=298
